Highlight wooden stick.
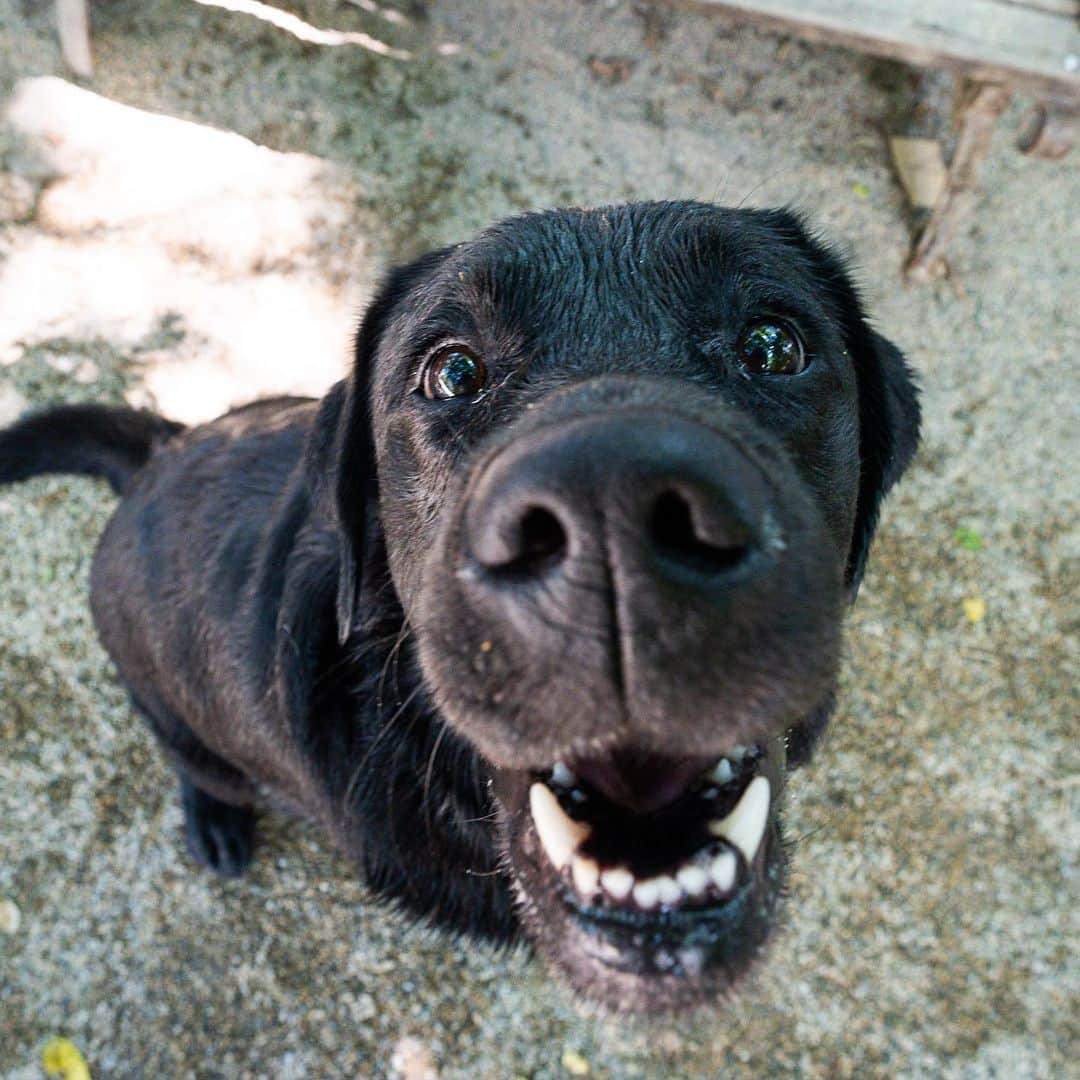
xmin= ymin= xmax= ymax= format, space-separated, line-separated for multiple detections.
xmin=56 ymin=0 xmax=93 ymax=78
xmin=906 ymin=80 xmax=1011 ymax=281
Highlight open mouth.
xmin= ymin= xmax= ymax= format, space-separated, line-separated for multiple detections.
xmin=493 ymin=736 xmax=788 ymax=1009
xmin=531 ymin=745 xmax=775 ymax=914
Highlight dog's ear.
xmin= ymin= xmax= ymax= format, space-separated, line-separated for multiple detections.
xmin=845 ymin=327 xmax=921 ymax=592
xmin=760 ymin=210 xmax=921 ymax=594
xmin=309 ymin=247 xmax=454 ymax=643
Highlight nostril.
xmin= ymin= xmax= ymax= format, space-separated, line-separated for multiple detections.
xmin=649 ymin=490 xmax=752 ymax=578
xmin=490 ymin=504 xmax=568 ymax=576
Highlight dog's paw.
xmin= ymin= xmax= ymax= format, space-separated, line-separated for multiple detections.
xmin=180 ymin=777 xmax=256 ymax=878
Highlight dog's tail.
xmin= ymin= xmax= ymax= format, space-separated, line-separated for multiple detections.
xmin=0 ymin=403 xmax=185 ymax=496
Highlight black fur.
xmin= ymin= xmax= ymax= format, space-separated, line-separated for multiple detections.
xmin=0 ymin=203 xmax=919 ymax=1011
xmin=0 ymin=404 xmax=183 ymax=495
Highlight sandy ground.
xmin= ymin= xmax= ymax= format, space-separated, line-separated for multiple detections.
xmin=0 ymin=1 xmax=1077 ymax=1077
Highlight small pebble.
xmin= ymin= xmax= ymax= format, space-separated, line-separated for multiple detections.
xmin=562 ymin=1049 xmax=590 ymax=1076
xmin=0 ymin=897 xmax=20 ymax=934
xmin=390 ymin=1036 xmax=439 ymax=1080
xmin=0 ymin=386 xmax=27 ymax=427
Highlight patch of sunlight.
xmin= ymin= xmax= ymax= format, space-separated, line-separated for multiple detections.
xmin=2 ymin=78 xmax=374 ymax=425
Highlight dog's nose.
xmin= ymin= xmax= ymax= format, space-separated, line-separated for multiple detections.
xmin=464 ymin=412 xmax=770 ymax=589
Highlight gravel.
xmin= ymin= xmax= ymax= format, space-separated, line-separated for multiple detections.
xmin=1 ymin=1 xmax=1076 ymax=1077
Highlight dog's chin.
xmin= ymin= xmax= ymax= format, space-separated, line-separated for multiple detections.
xmin=490 ymin=739 xmax=788 ymax=1013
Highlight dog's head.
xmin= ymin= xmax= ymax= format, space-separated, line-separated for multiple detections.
xmin=317 ymin=202 xmax=919 ymax=1011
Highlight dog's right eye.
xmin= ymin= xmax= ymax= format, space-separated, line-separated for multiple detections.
xmin=421 ymin=346 xmax=488 ymax=400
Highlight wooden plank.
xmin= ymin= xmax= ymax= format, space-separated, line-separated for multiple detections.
xmin=1002 ymin=1 xmax=1077 ymax=18
xmin=680 ymin=0 xmax=1080 ymax=96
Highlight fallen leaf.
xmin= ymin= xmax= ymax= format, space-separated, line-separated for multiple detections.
xmin=41 ymin=1037 xmax=92 ymax=1080
xmin=587 ymin=55 xmax=635 ymax=85
xmin=963 ymin=597 xmax=986 ymax=624
xmin=955 ymin=526 xmax=983 ymax=551
xmin=889 ymin=136 xmax=947 ymax=209
xmin=851 ymin=181 xmax=870 ymax=199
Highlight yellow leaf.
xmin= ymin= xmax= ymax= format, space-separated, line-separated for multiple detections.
xmin=963 ymin=597 xmax=986 ymax=624
xmin=562 ymin=1049 xmax=590 ymax=1076
xmin=41 ymin=1037 xmax=92 ymax=1080
xmin=851 ymin=181 xmax=870 ymax=198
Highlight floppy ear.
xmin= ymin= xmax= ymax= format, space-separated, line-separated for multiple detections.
xmin=846 ymin=328 xmax=921 ymax=592
xmin=758 ymin=209 xmax=921 ymax=594
xmin=308 ymin=247 xmax=454 ymax=644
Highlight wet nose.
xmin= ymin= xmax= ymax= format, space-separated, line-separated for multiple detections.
xmin=464 ymin=411 xmax=770 ymax=589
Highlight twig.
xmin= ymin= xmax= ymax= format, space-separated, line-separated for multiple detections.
xmin=190 ymin=0 xmax=412 ymax=59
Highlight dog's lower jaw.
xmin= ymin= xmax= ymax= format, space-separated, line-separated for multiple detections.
xmin=498 ymin=800 xmax=787 ymax=1014
xmin=486 ymin=731 xmax=802 ymax=1013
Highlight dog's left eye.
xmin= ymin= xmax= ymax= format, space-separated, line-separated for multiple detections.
xmin=422 ymin=346 xmax=488 ymax=400
xmin=737 ymin=321 xmax=806 ymax=376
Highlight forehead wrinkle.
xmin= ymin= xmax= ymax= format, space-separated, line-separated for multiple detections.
xmin=409 ymin=204 xmax=839 ymax=370
xmin=462 ymin=215 xmax=714 ymax=349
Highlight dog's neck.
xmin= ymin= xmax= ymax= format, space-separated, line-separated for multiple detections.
xmin=284 ymin=527 xmax=520 ymax=941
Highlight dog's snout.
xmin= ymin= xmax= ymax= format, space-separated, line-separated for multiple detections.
xmin=464 ymin=412 xmax=768 ymax=589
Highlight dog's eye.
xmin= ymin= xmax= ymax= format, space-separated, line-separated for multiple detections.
xmin=737 ymin=321 xmax=806 ymax=376
xmin=422 ymin=346 xmax=487 ymax=400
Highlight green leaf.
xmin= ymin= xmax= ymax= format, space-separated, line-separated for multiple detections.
xmin=956 ymin=526 xmax=983 ymax=552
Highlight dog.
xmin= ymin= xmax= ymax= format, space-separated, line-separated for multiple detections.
xmin=0 ymin=202 xmax=919 ymax=1011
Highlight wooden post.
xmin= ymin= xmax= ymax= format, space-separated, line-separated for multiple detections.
xmin=906 ymin=79 xmax=1011 ymax=281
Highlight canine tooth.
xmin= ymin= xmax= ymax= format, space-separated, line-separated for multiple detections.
xmin=710 ymin=758 xmax=735 ymax=785
xmin=551 ymin=761 xmax=576 ymax=787
xmin=571 ymin=855 xmax=600 ymax=897
xmin=709 ymin=850 xmax=737 ymax=892
xmin=529 ymin=783 xmax=590 ymax=870
xmin=675 ymin=864 xmax=709 ymax=896
xmin=600 ymin=867 xmax=634 ymax=900
xmin=655 ymin=875 xmax=683 ymax=906
xmin=730 ymin=744 xmax=751 ymax=761
xmin=709 ymin=775 xmax=771 ymax=863
xmin=632 ymin=879 xmax=661 ymax=909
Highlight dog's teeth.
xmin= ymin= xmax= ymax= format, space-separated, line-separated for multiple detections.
xmin=710 ymin=758 xmax=735 ymax=785
xmin=529 ymin=783 xmax=590 ymax=870
xmin=571 ymin=854 xmax=600 ymax=898
xmin=729 ymin=744 xmax=752 ymax=762
xmin=709 ymin=850 xmax=737 ymax=892
xmin=655 ymin=875 xmax=683 ymax=906
xmin=709 ymin=775 xmax=771 ymax=863
xmin=550 ymin=761 xmax=576 ymax=788
xmin=675 ymin=864 xmax=709 ymax=897
xmin=632 ymin=878 xmax=661 ymax=909
xmin=600 ymin=867 xmax=634 ymax=900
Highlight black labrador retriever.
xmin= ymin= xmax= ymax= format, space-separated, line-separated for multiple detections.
xmin=0 ymin=202 xmax=919 ymax=1011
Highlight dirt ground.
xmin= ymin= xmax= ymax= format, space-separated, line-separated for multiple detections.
xmin=0 ymin=1 xmax=1076 ymax=1078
